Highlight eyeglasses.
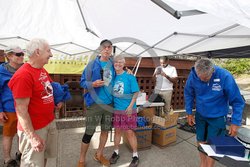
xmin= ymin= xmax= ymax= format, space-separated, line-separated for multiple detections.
xmin=15 ymin=52 xmax=24 ymax=57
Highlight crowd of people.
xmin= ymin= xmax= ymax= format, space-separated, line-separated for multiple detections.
xmin=0 ymin=38 xmax=245 ymax=167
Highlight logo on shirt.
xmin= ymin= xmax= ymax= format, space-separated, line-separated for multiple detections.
xmin=103 ymin=68 xmax=112 ymax=86
xmin=212 ymin=83 xmax=221 ymax=91
xmin=39 ymin=72 xmax=48 ymax=81
xmin=114 ymin=81 xmax=124 ymax=95
xmin=39 ymin=72 xmax=53 ymax=104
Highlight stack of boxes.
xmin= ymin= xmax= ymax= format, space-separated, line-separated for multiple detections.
xmin=152 ymin=113 xmax=179 ymax=147
xmin=123 ymin=107 xmax=179 ymax=150
xmin=123 ymin=108 xmax=155 ymax=150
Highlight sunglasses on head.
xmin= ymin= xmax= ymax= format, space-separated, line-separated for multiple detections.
xmin=15 ymin=52 xmax=24 ymax=57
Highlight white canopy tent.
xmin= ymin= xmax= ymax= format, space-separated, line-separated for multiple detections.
xmin=0 ymin=0 xmax=250 ymax=58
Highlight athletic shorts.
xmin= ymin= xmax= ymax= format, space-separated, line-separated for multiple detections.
xmin=195 ymin=112 xmax=226 ymax=142
xmin=3 ymin=112 xmax=17 ymax=137
xmin=113 ymin=110 xmax=137 ymax=130
xmin=18 ymin=120 xmax=58 ymax=167
xmin=85 ymin=103 xmax=113 ymax=135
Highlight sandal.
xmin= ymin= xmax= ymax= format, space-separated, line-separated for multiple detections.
xmin=15 ymin=152 xmax=22 ymax=165
xmin=93 ymin=153 xmax=110 ymax=167
xmin=77 ymin=161 xmax=85 ymax=167
xmin=4 ymin=159 xmax=18 ymax=167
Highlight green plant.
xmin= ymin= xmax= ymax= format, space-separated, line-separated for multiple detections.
xmin=214 ymin=58 xmax=250 ymax=75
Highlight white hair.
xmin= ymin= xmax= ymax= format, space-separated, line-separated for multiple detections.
xmin=195 ymin=58 xmax=214 ymax=75
xmin=114 ymin=54 xmax=125 ymax=63
xmin=26 ymin=38 xmax=49 ymax=57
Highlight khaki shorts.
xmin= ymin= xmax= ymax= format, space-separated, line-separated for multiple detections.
xmin=18 ymin=120 xmax=58 ymax=167
xmin=85 ymin=103 xmax=113 ymax=135
xmin=3 ymin=112 xmax=17 ymax=137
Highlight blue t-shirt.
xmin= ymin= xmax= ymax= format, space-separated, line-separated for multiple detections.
xmin=96 ymin=61 xmax=114 ymax=104
xmin=113 ymin=72 xmax=139 ymax=110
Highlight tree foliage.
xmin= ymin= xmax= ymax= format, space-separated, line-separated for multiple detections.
xmin=214 ymin=58 xmax=250 ymax=75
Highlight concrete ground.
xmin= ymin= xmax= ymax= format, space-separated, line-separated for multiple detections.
xmin=0 ymin=118 xmax=226 ymax=167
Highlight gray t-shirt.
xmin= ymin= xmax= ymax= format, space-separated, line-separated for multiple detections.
xmin=4 ymin=63 xmax=19 ymax=74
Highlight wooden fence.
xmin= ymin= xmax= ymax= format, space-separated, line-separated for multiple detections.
xmin=50 ymin=58 xmax=194 ymax=112
xmin=0 ymin=56 xmax=194 ymax=114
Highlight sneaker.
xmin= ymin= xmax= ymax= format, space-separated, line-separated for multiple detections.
xmin=4 ymin=159 xmax=18 ymax=167
xmin=93 ymin=153 xmax=110 ymax=167
xmin=15 ymin=152 xmax=22 ymax=165
xmin=129 ymin=156 xmax=139 ymax=167
xmin=109 ymin=152 xmax=120 ymax=164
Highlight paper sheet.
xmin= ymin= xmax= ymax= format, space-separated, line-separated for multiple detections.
xmin=200 ymin=144 xmax=249 ymax=161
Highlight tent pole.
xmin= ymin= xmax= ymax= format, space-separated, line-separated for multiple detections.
xmin=76 ymin=0 xmax=99 ymax=37
xmin=177 ymin=32 xmax=250 ymax=38
xmin=137 ymin=33 xmax=175 ymax=57
xmin=134 ymin=57 xmax=142 ymax=76
xmin=71 ymin=42 xmax=93 ymax=51
xmin=0 ymin=37 xmax=20 ymax=40
xmin=51 ymin=42 xmax=71 ymax=47
xmin=132 ymin=58 xmax=140 ymax=72
xmin=174 ymin=24 xmax=239 ymax=54
xmin=121 ymin=42 xmax=136 ymax=54
xmin=0 ymin=43 xmax=7 ymax=47
xmin=151 ymin=0 xmax=205 ymax=19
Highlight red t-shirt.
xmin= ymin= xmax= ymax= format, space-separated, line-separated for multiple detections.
xmin=8 ymin=63 xmax=55 ymax=131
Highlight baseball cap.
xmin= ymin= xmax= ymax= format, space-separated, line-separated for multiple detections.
xmin=6 ymin=45 xmax=24 ymax=54
xmin=100 ymin=39 xmax=112 ymax=46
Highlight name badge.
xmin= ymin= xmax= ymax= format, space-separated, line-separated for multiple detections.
xmin=214 ymin=78 xmax=220 ymax=82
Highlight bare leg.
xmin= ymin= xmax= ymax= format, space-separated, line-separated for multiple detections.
xmin=96 ymin=131 xmax=108 ymax=157
xmin=199 ymin=152 xmax=207 ymax=167
xmin=125 ymin=130 xmax=137 ymax=153
xmin=79 ymin=142 xmax=90 ymax=163
xmin=198 ymin=141 xmax=214 ymax=167
xmin=16 ymin=136 xmax=22 ymax=163
xmin=206 ymin=156 xmax=215 ymax=167
xmin=3 ymin=136 xmax=13 ymax=162
xmin=114 ymin=129 xmax=122 ymax=150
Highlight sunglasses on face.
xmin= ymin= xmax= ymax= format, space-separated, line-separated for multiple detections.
xmin=15 ymin=52 xmax=24 ymax=57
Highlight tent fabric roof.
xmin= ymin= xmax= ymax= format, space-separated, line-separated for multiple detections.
xmin=0 ymin=0 xmax=250 ymax=58
xmin=197 ymin=45 xmax=250 ymax=59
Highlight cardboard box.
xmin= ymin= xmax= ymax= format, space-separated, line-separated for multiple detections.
xmin=208 ymin=136 xmax=245 ymax=157
xmin=153 ymin=113 xmax=179 ymax=128
xmin=123 ymin=125 xmax=152 ymax=150
xmin=138 ymin=108 xmax=156 ymax=124
xmin=152 ymin=125 xmax=177 ymax=147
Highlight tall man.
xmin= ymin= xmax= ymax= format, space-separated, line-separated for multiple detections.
xmin=153 ymin=56 xmax=178 ymax=113
xmin=8 ymin=39 xmax=58 ymax=167
xmin=184 ymin=58 xmax=245 ymax=167
xmin=0 ymin=46 xmax=24 ymax=167
xmin=77 ymin=39 xmax=114 ymax=167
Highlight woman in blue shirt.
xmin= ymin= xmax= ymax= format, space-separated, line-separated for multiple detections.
xmin=109 ymin=55 xmax=140 ymax=167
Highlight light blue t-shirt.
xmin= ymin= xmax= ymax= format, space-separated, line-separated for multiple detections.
xmin=96 ymin=61 xmax=114 ymax=104
xmin=113 ymin=72 xmax=139 ymax=110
